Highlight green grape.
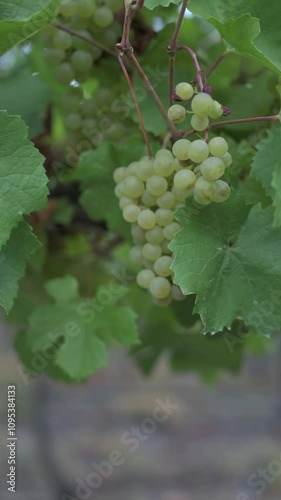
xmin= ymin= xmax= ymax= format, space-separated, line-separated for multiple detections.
xmin=167 ymin=104 xmax=186 ymax=124
xmin=59 ymin=0 xmax=77 ymax=17
xmin=209 ymin=137 xmax=228 ymax=157
xmin=172 ymin=186 xmax=188 ymax=203
xmin=131 ymin=224 xmax=146 ymax=244
xmin=222 ymin=152 xmax=233 ymax=168
xmin=174 ymin=170 xmax=196 ymax=191
xmin=82 ymin=118 xmax=97 ymax=132
xmin=212 ymin=180 xmax=230 ymax=202
xmin=171 ymin=285 xmax=186 ymax=301
xmin=153 ymin=255 xmax=173 ymax=277
xmin=94 ymin=7 xmax=114 ymax=28
xmin=188 ymin=140 xmax=209 ymax=163
xmin=142 ymin=258 xmax=154 ymax=271
xmin=141 ymin=190 xmax=157 ymax=207
xmin=136 ymin=269 xmax=155 ymax=289
xmin=194 ymin=176 xmax=218 ymax=198
xmin=122 ymin=176 xmax=144 ymax=198
xmin=119 ymin=197 xmax=132 ymax=210
xmin=156 ymin=149 xmax=174 ymax=160
xmin=77 ymin=0 xmax=97 ymax=17
xmin=127 ymin=162 xmax=139 ymax=176
xmin=56 ymin=62 xmax=75 ymax=85
xmin=175 ymin=82 xmax=194 ymax=101
xmin=146 ymin=175 xmax=168 ymax=197
xmin=65 ymin=112 xmax=82 ymax=130
xmin=155 ymin=208 xmax=173 ymax=227
xmin=81 ymin=99 xmax=98 ymax=117
xmin=114 ymin=167 xmax=127 ymax=184
xmin=163 ymin=222 xmax=181 ymax=241
xmin=70 ymin=50 xmax=93 ymax=73
xmin=62 ymin=92 xmax=81 ymax=112
xmin=191 ymin=92 xmax=213 ymax=118
xmin=149 ymin=277 xmax=171 ymax=299
xmin=154 ymin=155 xmax=175 ymax=177
xmin=200 ymin=157 xmax=225 ymax=181
xmin=142 ymin=243 xmax=162 ymax=262
xmin=114 ymin=184 xmax=123 ymax=199
xmin=129 ymin=246 xmax=143 ymax=266
xmin=172 ymin=139 xmax=191 ymax=161
xmin=105 ymin=0 xmax=124 ymax=11
xmin=191 ymin=115 xmax=209 ymax=132
xmin=72 ymin=30 xmax=93 ymax=50
xmin=156 ymin=191 xmax=176 ymax=210
xmin=44 ymin=48 xmax=65 ymax=65
xmin=138 ymin=209 xmax=156 ymax=230
xmin=137 ymin=157 xmax=154 ymax=181
xmin=209 ymin=100 xmax=223 ymax=119
xmin=152 ymin=296 xmax=172 ymax=307
xmin=162 ymin=239 xmax=172 ymax=255
xmin=146 ymin=225 xmax=164 ymax=245
xmin=123 ymin=204 xmax=141 ymax=223
xmin=193 ymin=190 xmax=211 ymax=205
xmin=53 ymin=30 xmax=72 ymax=50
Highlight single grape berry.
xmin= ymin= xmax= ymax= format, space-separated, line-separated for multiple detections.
xmin=142 ymin=243 xmax=162 ymax=262
xmin=212 ymin=180 xmax=230 ymax=202
xmin=154 ymin=155 xmax=175 ymax=177
xmin=138 ymin=209 xmax=156 ymax=230
xmin=191 ymin=93 xmax=213 ymax=118
xmin=200 ymin=157 xmax=225 ymax=181
xmin=172 ymin=139 xmax=191 ymax=161
xmin=129 ymin=246 xmax=143 ymax=266
xmin=209 ymin=137 xmax=228 ymax=157
xmin=163 ymin=222 xmax=181 ymax=241
xmin=222 ymin=152 xmax=233 ymax=168
xmin=123 ymin=204 xmax=141 ymax=223
xmin=149 ymin=277 xmax=171 ymax=299
xmin=188 ymin=140 xmax=209 ymax=163
xmin=168 ymin=104 xmax=186 ymax=124
xmin=155 ymin=208 xmax=173 ymax=227
xmin=146 ymin=175 xmax=168 ymax=197
xmin=174 ymin=170 xmax=196 ymax=191
xmin=137 ymin=269 xmax=155 ymax=289
xmin=209 ymin=100 xmax=223 ymax=119
xmin=154 ymin=255 xmax=173 ymax=277
xmin=175 ymin=82 xmax=194 ymax=101
xmin=146 ymin=225 xmax=164 ymax=245
xmin=122 ymin=176 xmax=144 ymax=198
xmin=191 ymin=115 xmax=209 ymax=132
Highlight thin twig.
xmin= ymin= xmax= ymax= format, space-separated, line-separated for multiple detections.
xmin=168 ymin=0 xmax=189 ymax=105
xmin=53 ymin=22 xmax=116 ymax=57
xmin=118 ymin=54 xmax=152 ymax=159
xmin=177 ymin=45 xmax=204 ymax=91
xmin=206 ymin=50 xmax=231 ymax=78
xmin=184 ymin=115 xmax=280 ymax=137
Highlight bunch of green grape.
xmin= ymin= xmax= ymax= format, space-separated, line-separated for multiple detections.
xmin=39 ymin=0 xmax=125 ymax=159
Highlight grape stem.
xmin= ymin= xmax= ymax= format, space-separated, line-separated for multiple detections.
xmin=176 ymin=45 xmax=204 ymax=91
xmin=205 ymin=50 xmax=231 ymax=78
xmin=118 ymin=54 xmax=152 ymax=159
xmin=53 ymin=22 xmax=117 ymax=58
xmin=168 ymin=0 xmax=189 ymax=106
xmin=184 ymin=115 xmax=280 ymax=137
xmin=117 ymin=2 xmax=180 ymax=140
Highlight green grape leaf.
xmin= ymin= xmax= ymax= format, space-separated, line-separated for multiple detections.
xmin=0 ymin=112 xmax=49 ymax=249
xmin=189 ymin=1 xmax=281 ymax=74
xmin=144 ymin=0 xmax=181 ymax=8
xmin=170 ymin=194 xmax=281 ymax=336
xmin=251 ymin=127 xmax=281 ymax=225
xmin=25 ymin=277 xmax=139 ymax=381
xmin=0 ymin=0 xmax=60 ymax=57
xmin=0 ymin=222 xmax=41 ymax=313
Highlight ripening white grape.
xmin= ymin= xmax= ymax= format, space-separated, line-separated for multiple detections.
xmin=146 ymin=175 xmax=168 ymax=197
xmin=154 ymin=255 xmax=173 ymax=277
xmin=191 ymin=93 xmax=213 ymax=117
xmin=188 ymin=140 xmax=209 ymax=163
xmin=175 ymin=82 xmax=194 ymax=101
xmin=56 ymin=63 xmax=75 ymax=85
xmin=119 ymin=197 xmax=133 ymax=210
xmin=142 ymin=243 xmax=162 ymax=262
xmin=136 ymin=269 xmax=155 ymax=289
xmin=122 ymin=176 xmax=144 ymax=198
xmin=209 ymin=137 xmax=228 ymax=157
xmin=114 ymin=185 xmax=123 ymax=199
xmin=209 ymin=100 xmax=223 ymax=119
xmin=222 ymin=152 xmax=233 ymax=168
xmin=172 ymin=139 xmax=191 ymax=161
xmin=171 ymin=285 xmax=186 ymax=301
xmin=162 ymin=239 xmax=172 ymax=255
xmin=155 ymin=208 xmax=173 ymax=227
xmin=172 ymin=186 xmax=188 ymax=203
xmin=146 ymin=225 xmax=164 ymax=245
xmin=123 ymin=204 xmax=141 ymax=223
xmin=137 ymin=157 xmax=154 ymax=181
xmin=200 ymin=157 xmax=225 ymax=181
xmin=126 ymin=162 xmax=139 ymax=176
xmin=194 ymin=176 xmax=218 ymax=198
xmin=77 ymin=0 xmax=97 ymax=17
xmin=70 ymin=50 xmax=93 ymax=73
xmin=193 ymin=190 xmax=211 ymax=205
xmin=94 ymin=6 xmax=114 ymax=27
xmin=138 ymin=209 xmax=156 ymax=230
xmin=44 ymin=48 xmax=65 ymax=66
xmin=154 ymin=155 xmax=175 ymax=177
xmin=131 ymin=224 xmax=146 ymax=244
xmin=167 ymin=104 xmax=186 ymax=124
xmin=174 ymin=169 xmax=196 ymax=191
xmin=65 ymin=112 xmax=82 ymax=130
xmin=129 ymin=246 xmax=143 ymax=266
xmin=113 ymin=167 xmax=127 ymax=184
xmin=212 ymin=180 xmax=230 ymax=202
xmin=59 ymin=0 xmax=77 ymax=17
xmin=156 ymin=191 xmax=176 ymax=210
xmin=152 ymin=296 xmax=172 ymax=307
xmin=149 ymin=277 xmax=171 ymax=299
xmin=141 ymin=190 xmax=157 ymax=207
xmin=191 ymin=115 xmax=209 ymax=132
xmin=163 ymin=222 xmax=181 ymax=241
xmin=53 ymin=30 xmax=72 ymax=50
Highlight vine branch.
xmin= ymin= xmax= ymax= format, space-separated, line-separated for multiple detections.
xmin=177 ymin=45 xmax=204 ymax=91
xmin=184 ymin=115 xmax=280 ymax=137
xmin=168 ymin=0 xmax=189 ymax=105
xmin=205 ymin=50 xmax=231 ymax=78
